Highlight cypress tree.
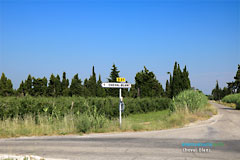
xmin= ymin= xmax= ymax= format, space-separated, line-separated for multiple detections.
xmin=165 ymin=79 xmax=171 ymax=98
xmin=70 ymin=74 xmax=82 ymax=96
xmin=0 ymin=73 xmax=13 ymax=96
xmin=32 ymin=77 xmax=48 ymax=96
xmin=212 ymin=80 xmax=222 ymax=100
xmin=96 ymin=75 xmax=106 ymax=97
xmin=42 ymin=77 xmax=48 ymax=96
xmin=107 ymin=64 xmax=120 ymax=97
xmin=182 ymin=65 xmax=191 ymax=90
xmin=55 ymin=74 xmax=62 ymax=96
xmin=170 ymin=62 xmax=191 ymax=97
xmin=32 ymin=77 xmax=40 ymax=96
xmin=48 ymin=74 xmax=56 ymax=96
xmin=234 ymin=64 xmax=240 ymax=93
xmin=25 ymin=75 xmax=33 ymax=96
xmin=61 ymin=72 xmax=69 ymax=96
xmin=171 ymin=62 xmax=180 ymax=97
xmin=83 ymin=78 xmax=90 ymax=97
xmin=88 ymin=66 xmax=97 ymax=96
xmin=17 ymin=81 xmax=26 ymax=96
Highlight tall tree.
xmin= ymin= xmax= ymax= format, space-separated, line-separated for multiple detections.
xmin=61 ymin=72 xmax=69 ymax=96
xmin=169 ymin=62 xmax=191 ymax=97
xmin=226 ymin=64 xmax=240 ymax=94
xmin=234 ymin=64 xmax=240 ymax=93
xmin=32 ymin=77 xmax=48 ymax=96
xmin=171 ymin=62 xmax=181 ymax=97
xmin=212 ymin=80 xmax=222 ymax=100
xmin=182 ymin=65 xmax=191 ymax=90
xmin=107 ymin=64 xmax=120 ymax=97
xmin=17 ymin=81 xmax=26 ymax=96
xmin=135 ymin=66 xmax=164 ymax=97
xmin=25 ymin=75 xmax=33 ymax=96
xmin=88 ymin=66 xmax=97 ymax=96
xmin=0 ymin=73 xmax=13 ymax=96
xmin=165 ymin=79 xmax=171 ymax=98
xmin=70 ymin=74 xmax=82 ymax=96
xmin=83 ymin=78 xmax=90 ymax=97
xmin=96 ymin=75 xmax=106 ymax=97
xmin=55 ymin=74 xmax=62 ymax=96
xmin=48 ymin=74 xmax=56 ymax=96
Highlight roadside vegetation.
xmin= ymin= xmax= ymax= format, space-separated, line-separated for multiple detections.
xmin=0 ymin=90 xmax=216 ymax=138
xmin=222 ymin=93 xmax=240 ymax=110
xmin=208 ymin=64 xmax=239 ymax=110
xmin=210 ymin=64 xmax=239 ymax=101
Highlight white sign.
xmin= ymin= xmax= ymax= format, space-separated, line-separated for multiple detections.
xmin=101 ymin=83 xmax=131 ymax=88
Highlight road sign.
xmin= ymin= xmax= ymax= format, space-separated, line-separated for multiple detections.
xmin=101 ymin=83 xmax=131 ymax=88
xmin=101 ymin=81 xmax=131 ymax=128
xmin=116 ymin=77 xmax=126 ymax=82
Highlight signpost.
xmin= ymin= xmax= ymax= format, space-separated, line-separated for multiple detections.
xmin=116 ymin=77 xmax=126 ymax=82
xmin=101 ymin=78 xmax=131 ymax=127
xmin=101 ymin=82 xmax=131 ymax=88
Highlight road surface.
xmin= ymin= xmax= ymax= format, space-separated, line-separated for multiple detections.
xmin=0 ymin=102 xmax=240 ymax=160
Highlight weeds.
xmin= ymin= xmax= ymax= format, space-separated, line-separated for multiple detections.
xmin=171 ymin=90 xmax=208 ymax=112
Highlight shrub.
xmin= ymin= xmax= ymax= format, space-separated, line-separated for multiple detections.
xmin=75 ymin=106 xmax=108 ymax=133
xmin=171 ymin=90 xmax=208 ymax=112
xmin=222 ymin=93 xmax=240 ymax=110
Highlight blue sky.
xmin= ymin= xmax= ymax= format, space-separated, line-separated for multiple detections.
xmin=0 ymin=0 xmax=239 ymax=94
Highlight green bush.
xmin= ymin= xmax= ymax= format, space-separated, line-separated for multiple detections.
xmin=171 ymin=90 xmax=208 ymax=112
xmin=75 ymin=114 xmax=92 ymax=133
xmin=222 ymin=93 xmax=240 ymax=110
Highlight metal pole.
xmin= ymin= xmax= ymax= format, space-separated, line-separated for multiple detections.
xmin=119 ymin=88 xmax=122 ymax=127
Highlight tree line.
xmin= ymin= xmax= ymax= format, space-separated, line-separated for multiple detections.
xmin=0 ymin=62 xmax=191 ymax=98
xmin=211 ymin=64 xmax=240 ymax=100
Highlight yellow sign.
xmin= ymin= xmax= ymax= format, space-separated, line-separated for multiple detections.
xmin=116 ymin=77 xmax=126 ymax=82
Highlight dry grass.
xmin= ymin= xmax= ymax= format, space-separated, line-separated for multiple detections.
xmin=213 ymin=101 xmax=237 ymax=109
xmin=0 ymin=103 xmax=217 ymax=138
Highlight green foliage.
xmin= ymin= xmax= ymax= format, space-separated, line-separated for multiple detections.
xmin=96 ymin=75 xmax=106 ymax=97
xmin=25 ymin=75 xmax=33 ymax=96
xmin=107 ymin=64 xmax=120 ymax=97
xmin=86 ymin=66 xmax=97 ymax=97
xmin=0 ymin=96 xmax=172 ymax=120
xmin=165 ymin=80 xmax=171 ymax=98
xmin=75 ymin=107 xmax=108 ymax=133
xmin=129 ymin=84 xmax=138 ymax=98
xmin=171 ymin=90 xmax=208 ymax=112
xmin=70 ymin=74 xmax=83 ymax=96
xmin=32 ymin=77 xmax=48 ymax=96
xmin=211 ymin=81 xmax=231 ymax=100
xmin=61 ymin=72 xmax=70 ymax=96
xmin=222 ymin=93 xmax=240 ymax=110
xmin=212 ymin=81 xmax=221 ymax=100
xmin=135 ymin=66 xmax=164 ymax=97
xmin=170 ymin=62 xmax=191 ymax=98
xmin=182 ymin=66 xmax=191 ymax=89
xmin=0 ymin=73 xmax=14 ymax=96
xmin=227 ymin=64 xmax=240 ymax=94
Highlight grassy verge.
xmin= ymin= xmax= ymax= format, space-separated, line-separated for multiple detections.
xmin=221 ymin=93 xmax=240 ymax=110
xmin=0 ymin=90 xmax=217 ymax=138
xmin=212 ymin=100 xmax=237 ymax=109
xmin=105 ymin=103 xmax=217 ymax=132
xmin=0 ymin=103 xmax=217 ymax=138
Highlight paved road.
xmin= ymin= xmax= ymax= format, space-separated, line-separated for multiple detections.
xmin=0 ymin=103 xmax=240 ymax=160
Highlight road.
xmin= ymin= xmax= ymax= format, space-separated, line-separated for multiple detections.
xmin=0 ymin=102 xmax=240 ymax=160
